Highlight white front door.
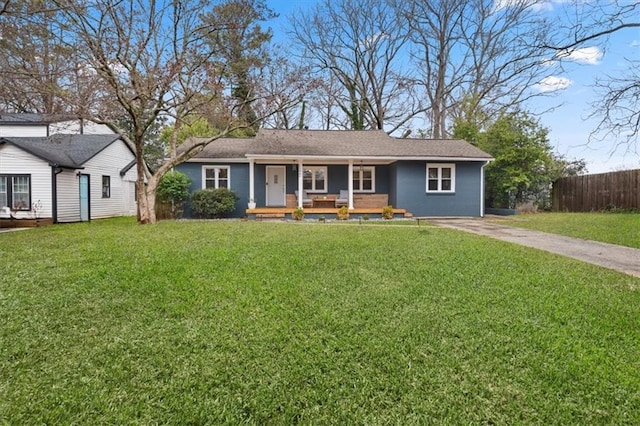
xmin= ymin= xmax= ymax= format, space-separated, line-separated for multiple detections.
xmin=266 ymin=166 xmax=286 ymax=206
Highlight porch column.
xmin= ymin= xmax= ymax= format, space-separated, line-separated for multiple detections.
xmin=248 ymin=159 xmax=255 ymax=208
xmin=297 ymin=159 xmax=304 ymax=209
xmin=348 ymin=160 xmax=354 ymax=210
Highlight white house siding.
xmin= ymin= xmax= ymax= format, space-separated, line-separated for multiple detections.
xmin=82 ymin=140 xmax=136 ymax=219
xmin=121 ymin=169 xmax=138 ymax=216
xmin=0 ymin=125 xmax=48 ymax=137
xmin=55 ymin=170 xmax=81 ymax=223
xmin=49 ymin=120 xmax=114 ymax=135
xmin=0 ymin=144 xmax=53 ymax=219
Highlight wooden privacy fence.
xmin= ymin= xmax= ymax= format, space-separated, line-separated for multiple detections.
xmin=552 ymin=169 xmax=640 ymax=212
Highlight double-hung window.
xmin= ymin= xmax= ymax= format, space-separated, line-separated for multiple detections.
xmin=0 ymin=175 xmax=31 ymax=210
xmin=352 ymin=166 xmax=375 ymax=192
xmin=426 ymin=164 xmax=455 ymax=193
xmin=102 ymin=176 xmax=111 ymax=198
xmin=303 ymin=166 xmax=327 ymax=193
xmin=203 ymin=166 xmax=230 ymax=189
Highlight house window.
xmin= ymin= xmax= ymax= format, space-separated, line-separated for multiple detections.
xmin=352 ymin=166 xmax=375 ymax=192
xmin=426 ymin=164 xmax=455 ymax=193
xmin=303 ymin=166 xmax=327 ymax=193
xmin=203 ymin=166 xmax=230 ymax=189
xmin=102 ymin=175 xmax=111 ymax=198
xmin=0 ymin=177 xmax=7 ymax=209
xmin=0 ymin=175 xmax=31 ymax=210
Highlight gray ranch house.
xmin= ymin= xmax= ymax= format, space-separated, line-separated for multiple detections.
xmin=177 ymin=129 xmax=493 ymax=219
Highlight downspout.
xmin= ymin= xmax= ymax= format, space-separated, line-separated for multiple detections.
xmin=480 ymin=161 xmax=489 ymax=217
xmin=51 ymin=164 xmax=64 ymax=223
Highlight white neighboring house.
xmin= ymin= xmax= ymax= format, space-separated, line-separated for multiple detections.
xmin=0 ymin=113 xmax=138 ymax=223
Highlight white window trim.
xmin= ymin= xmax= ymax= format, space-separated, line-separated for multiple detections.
xmin=426 ymin=163 xmax=455 ymax=193
xmin=202 ymin=166 xmax=231 ymax=189
xmin=0 ymin=175 xmax=31 ymax=210
xmin=303 ymin=166 xmax=328 ymax=193
xmin=353 ymin=166 xmax=375 ymax=193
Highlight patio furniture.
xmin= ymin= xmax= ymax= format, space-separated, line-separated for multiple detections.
xmin=335 ymin=190 xmax=349 ymax=207
xmin=294 ymin=190 xmax=313 ymax=208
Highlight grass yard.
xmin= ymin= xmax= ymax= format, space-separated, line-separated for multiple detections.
xmin=491 ymin=212 xmax=640 ymax=248
xmin=1 ymin=218 xmax=639 ymax=424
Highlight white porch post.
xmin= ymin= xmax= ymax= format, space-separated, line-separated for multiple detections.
xmin=348 ymin=160 xmax=354 ymax=210
xmin=248 ymin=159 xmax=255 ymax=208
xmin=297 ymin=159 xmax=304 ymax=209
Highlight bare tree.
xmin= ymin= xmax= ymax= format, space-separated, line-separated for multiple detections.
xmin=399 ymin=0 xmax=557 ymax=138
xmin=201 ymin=0 xmax=276 ymax=132
xmin=49 ymin=0 xmax=284 ymax=224
xmin=0 ymin=0 xmax=10 ymax=16
xmin=256 ymin=53 xmax=319 ymax=129
xmin=542 ymin=1 xmax=640 ymax=149
xmin=0 ymin=1 xmax=81 ymax=113
xmin=289 ymin=0 xmax=422 ymax=133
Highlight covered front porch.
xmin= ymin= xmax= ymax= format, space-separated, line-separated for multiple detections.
xmin=245 ymin=156 xmax=402 ymax=212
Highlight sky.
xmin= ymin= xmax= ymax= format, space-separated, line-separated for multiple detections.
xmin=266 ymin=0 xmax=640 ymax=173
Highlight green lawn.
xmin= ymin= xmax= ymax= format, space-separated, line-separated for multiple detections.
xmin=1 ymin=218 xmax=639 ymax=424
xmin=492 ymin=212 xmax=640 ymax=248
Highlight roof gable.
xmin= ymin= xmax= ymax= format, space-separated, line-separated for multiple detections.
xmin=0 ymin=134 xmax=126 ymax=168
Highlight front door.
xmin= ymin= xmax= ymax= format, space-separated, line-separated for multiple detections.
xmin=79 ymin=174 xmax=90 ymax=221
xmin=266 ymin=166 xmax=286 ymax=206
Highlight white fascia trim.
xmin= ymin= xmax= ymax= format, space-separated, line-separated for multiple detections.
xmin=185 ymin=157 xmax=249 ymax=163
xmin=246 ymin=154 xmax=492 ymax=162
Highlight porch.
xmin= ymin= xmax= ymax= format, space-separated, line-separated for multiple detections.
xmin=247 ymin=193 xmax=412 ymax=219
xmin=246 ymin=206 xmax=412 ymax=219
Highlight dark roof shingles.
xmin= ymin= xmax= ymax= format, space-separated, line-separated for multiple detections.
xmin=191 ymin=129 xmax=492 ymax=160
xmin=0 ymin=134 xmax=121 ymax=168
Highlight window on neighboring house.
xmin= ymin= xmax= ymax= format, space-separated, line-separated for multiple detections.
xmin=0 ymin=176 xmax=7 ymax=209
xmin=0 ymin=175 xmax=31 ymax=210
xmin=203 ymin=166 xmax=230 ymax=189
xmin=352 ymin=166 xmax=375 ymax=192
xmin=102 ymin=175 xmax=111 ymax=198
xmin=426 ymin=164 xmax=455 ymax=193
xmin=303 ymin=166 xmax=327 ymax=193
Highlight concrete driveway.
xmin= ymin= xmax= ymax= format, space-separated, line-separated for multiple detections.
xmin=429 ymin=218 xmax=640 ymax=279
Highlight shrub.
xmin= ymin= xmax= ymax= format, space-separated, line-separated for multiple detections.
xmin=382 ymin=205 xmax=394 ymax=220
xmin=190 ymin=188 xmax=238 ymax=218
xmin=156 ymin=171 xmax=191 ymax=219
xmin=337 ymin=206 xmax=349 ymax=220
xmin=516 ymin=202 xmax=538 ymax=214
xmin=292 ymin=207 xmax=304 ymax=220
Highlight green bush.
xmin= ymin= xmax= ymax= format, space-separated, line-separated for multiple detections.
xmin=156 ymin=171 xmax=191 ymax=219
xmin=292 ymin=207 xmax=304 ymax=220
xmin=190 ymin=188 xmax=238 ymax=218
xmin=382 ymin=205 xmax=394 ymax=220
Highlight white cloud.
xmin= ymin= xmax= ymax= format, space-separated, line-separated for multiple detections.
xmin=558 ymin=46 xmax=603 ymax=65
xmin=535 ymin=76 xmax=573 ymax=92
xmin=630 ymin=40 xmax=640 ymax=47
xmin=493 ymin=0 xmax=564 ymax=12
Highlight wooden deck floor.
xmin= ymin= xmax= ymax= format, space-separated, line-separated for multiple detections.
xmin=247 ymin=207 xmax=412 ymax=218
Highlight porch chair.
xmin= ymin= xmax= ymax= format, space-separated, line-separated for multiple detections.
xmin=335 ymin=190 xmax=349 ymax=207
xmin=294 ymin=190 xmax=313 ymax=208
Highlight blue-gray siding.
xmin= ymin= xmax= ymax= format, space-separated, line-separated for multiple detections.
xmin=392 ymin=161 xmax=484 ymax=217
xmin=177 ymin=161 xmax=485 ymax=218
